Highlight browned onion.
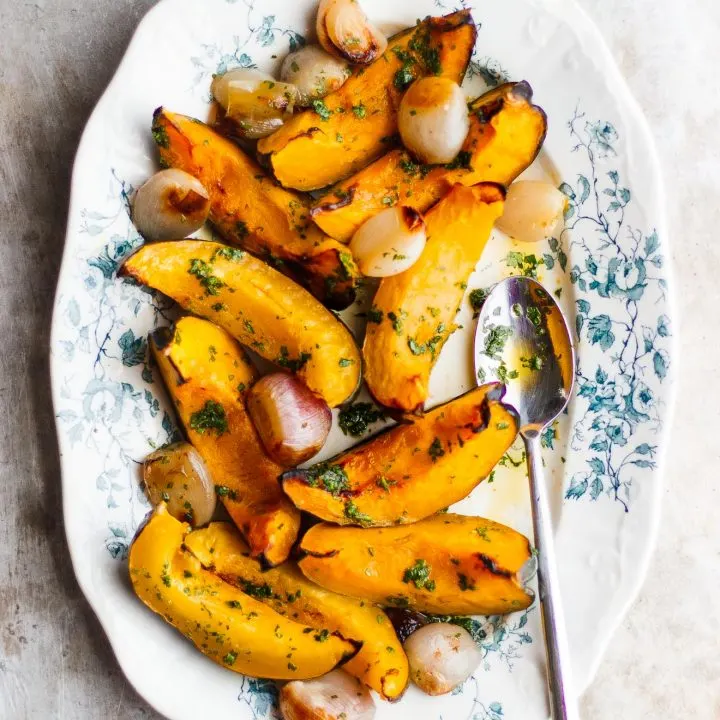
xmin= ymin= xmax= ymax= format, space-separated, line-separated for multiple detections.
xmin=316 ymin=0 xmax=387 ymax=65
xmin=143 ymin=442 xmax=216 ymax=527
xmin=132 ymin=169 xmax=210 ymax=241
xmin=246 ymin=373 xmax=332 ymax=466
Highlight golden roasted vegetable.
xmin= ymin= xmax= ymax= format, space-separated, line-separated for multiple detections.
xmin=363 ymin=183 xmax=505 ymax=412
xmin=150 ymin=316 xmax=300 ymax=566
xmin=282 ymin=384 xmax=518 ymax=527
xmin=311 ymin=81 xmax=546 ymax=241
xmin=298 ymin=513 xmax=534 ymax=615
xmin=257 ymin=11 xmax=477 ymax=191
xmin=185 ymin=523 xmax=408 ymax=700
xmin=122 ymin=241 xmax=361 ymax=407
xmin=129 ymin=505 xmax=359 ymax=679
xmin=152 ymin=108 xmax=360 ymax=309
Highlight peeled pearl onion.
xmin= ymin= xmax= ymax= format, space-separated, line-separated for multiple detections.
xmin=349 ymin=206 xmax=426 ymax=277
xmin=279 ymin=670 xmax=376 ymax=720
xmin=495 ymin=181 xmax=566 ymax=243
xmin=280 ymin=45 xmax=351 ymax=106
xmin=404 ymin=623 xmax=482 ymax=696
xmin=398 ymin=77 xmax=470 ymax=165
xmin=132 ymin=169 xmax=210 ymax=241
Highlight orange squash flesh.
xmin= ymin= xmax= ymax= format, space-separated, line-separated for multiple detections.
xmin=256 ymin=11 xmax=477 ymax=191
xmin=129 ymin=506 xmax=359 ymax=679
xmin=298 ymin=513 xmax=534 ymax=616
xmin=185 ymin=522 xmax=409 ymax=700
xmin=121 ymin=241 xmax=361 ymax=407
xmin=152 ymin=108 xmax=360 ymax=309
xmin=281 ymin=384 xmax=518 ymax=527
xmin=149 ymin=316 xmax=301 ymax=566
xmin=311 ymin=81 xmax=547 ymax=241
xmin=362 ymin=183 xmax=505 ymax=413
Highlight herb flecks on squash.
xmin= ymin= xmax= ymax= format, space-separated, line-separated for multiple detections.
xmin=122 ymin=241 xmax=361 ymax=407
xmin=363 ymin=183 xmax=505 ymax=412
xmin=311 ymin=81 xmax=547 ymax=241
xmin=152 ymin=108 xmax=360 ymax=309
xmin=184 ymin=522 xmax=408 ymax=700
xmin=256 ymin=11 xmax=477 ymax=191
xmin=129 ymin=505 xmax=359 ymax=678
xmin=298 ymin=513 xmax=534 ymax=615
xmin=282 ymin=384 xmax=518 ymax=527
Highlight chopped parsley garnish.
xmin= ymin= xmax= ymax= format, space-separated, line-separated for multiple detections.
xmin=445 ymin=150 xmax=472 ymax=170
xmin=190 ymin=400 xmax=228 ymax=435
xmin=238 ymin=579 xmax=274 ymax=599
xmin=338 ymin=357 xmax=354 ymax=367
xmin=212 ymin=245 xmax=245 ymax=262
xmin=352 ymin=102 xmax=366 ymax=119
xmin=402 ymin=559 xmax=435 ymax=591
xmin=428 ymin=436 xmax=445 ymax=462
xmin=306 ymin=463 xmax=350 ymax=496
xmin=151 ymin=122 xmax=169 ymax=149
xmin=312 ymin=99 xmax=332 ymax=120
xmin=314 ymin=629 xmax=330 ymax=642
xmin=475 ymin=526 xmax=491 ymax=541
xmin=236 ymin=382 xmax=246 ymax=393
xmin=223 ymin=651 xmax=237 ymax=666
xmin=344 ymin=500 xmax=373 ymax=526
xmin=394 ymin=63 xmax=415 ymax=90
xmin=215 ymin=485 xmax=238 ymax=500
xmin=276 ymin=345 xmax=312 ymax=372
xmin=338 ymin=402 xmax=385 ymax=437
xmin=188 ymin=258 xmax=224 ymax=296
xmin=367 ymin=306 xmax=384 ymax=324
xmin=211 ymin=302 xmax=227 ymax=312
xmin=243 ymin=319 xmax=254 ymax=334
xmin=521 ymin=354 xmax=544 ymax=371
xmin=387 ymin=310 xmax=405 ymax=335
xmin=483 ymin=325 xmax=513 ymax=359
xmin=469 ymin=287 xmax=488 ymax=317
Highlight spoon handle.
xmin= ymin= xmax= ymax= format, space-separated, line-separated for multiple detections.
xmin=524 ymin=433 xmax=579 ymax=720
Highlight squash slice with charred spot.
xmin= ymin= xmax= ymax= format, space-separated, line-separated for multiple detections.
xmin=149 ymin=316 xmax=300 ymax=566
xmin=311 ymin=81 xmax=547 ymax=241
xmin=363 ymin=183 xmax=505 ymax=413
xmin=185 ymin=522 xmax=409 ymax=700
xmin=129 ymin=505 xmax=359 ymax=679
xmin=152 ymin=108 xmax=359 ymax=309
xmin=298 ymin=513 xmax=534 ymax=616
xmin=256 ymin=11 xmax=477 ymax=191
xmin=122 ymin=241 xmax=361 ymax=407
xmin=281 ymin=384 xmax=518 ymax=527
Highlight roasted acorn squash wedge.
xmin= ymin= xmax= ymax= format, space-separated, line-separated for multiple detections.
xmin=185 ymin=522 xmax=409 ymax=700
xmin=298 ymin=513 xmax=534 ymax=615
xmin=311 ymin=81 xmax=547 ymax=241
xmin=121 ymin=241 xmax=361 ymax=407
xmin=152 ymin=108 xmax=360 ymax=309
xmin=362 ymin=183 xmax=504 ymax=412
xmin=282 ymin=384 xmax=518 ymax=527
xmin=129 ymin=505 xmax=360 ymax=679
xmin=256 ymin=11 xmax=477 ymax=191
xmin=150 ymin=316 xmax=300 ymax=566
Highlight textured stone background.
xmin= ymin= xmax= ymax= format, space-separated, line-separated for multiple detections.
xmin=1 ymin=0 xmax=718 ymax=718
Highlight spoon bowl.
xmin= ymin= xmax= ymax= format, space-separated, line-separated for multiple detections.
xmin=474 ymin=276 xmax=575 ymax=434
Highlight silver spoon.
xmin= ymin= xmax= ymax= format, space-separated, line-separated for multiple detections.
xmin=474 ymin=276 xmax=578 ymax=720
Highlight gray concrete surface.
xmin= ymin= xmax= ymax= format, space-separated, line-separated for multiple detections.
xmin=1 ymin=1 xmax=718 ymax=718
